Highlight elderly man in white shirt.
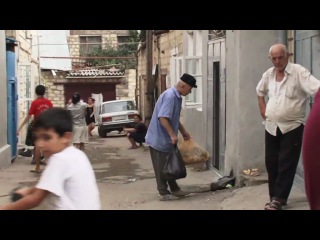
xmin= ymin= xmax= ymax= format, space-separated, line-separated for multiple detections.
xmin=256 ymin=43 xmax=320 ymax=210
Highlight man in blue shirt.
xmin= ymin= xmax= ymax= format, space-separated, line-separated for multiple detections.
xmin=145 ymin=73 xmax=197 ymax=201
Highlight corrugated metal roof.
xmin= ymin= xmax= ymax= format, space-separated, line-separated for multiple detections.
xmin=39 ymin=30 xmax=72 ymax=71
xmin=67 ymin=67 xmax=125 ymax=77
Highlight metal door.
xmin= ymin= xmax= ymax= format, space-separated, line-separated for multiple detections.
xmin=295 ymin=30 xmax=320 ymax=188
xmin=64 ymin=84 xmax=116 ymax=104
xmin=6 ymin=50 xmax=18 ymax=161
xmin=207 ymin=39 xmax=226 ymax=172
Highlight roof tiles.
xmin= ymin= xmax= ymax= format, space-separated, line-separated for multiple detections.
xmin=67 ymin=67 xmax=125 ymax=77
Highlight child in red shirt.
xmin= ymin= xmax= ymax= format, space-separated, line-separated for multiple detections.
xmin=17 ymin=85 xmax=53 ymax=173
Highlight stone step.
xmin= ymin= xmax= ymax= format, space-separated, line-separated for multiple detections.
xmin=238 ymin=172 xmax=268 ymax=187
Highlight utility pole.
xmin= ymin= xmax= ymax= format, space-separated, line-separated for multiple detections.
xmin=145 ymin=30 xmax=154 ymax=126
xmin=37 ymin=34 xmax=41 ymax=85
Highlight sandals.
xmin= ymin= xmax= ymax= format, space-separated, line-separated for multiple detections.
xmin=30 ymin=169 xmax=43 ymax=174
xmin=128 ymin=146 xmax=138 ymax=150
xmin=243 ymin=168 xmax=260 ymax=176
xmin=264 ymin=200 xmax=282 ymax=210
xmin=31 ymin=161 xmax=46 ymax=165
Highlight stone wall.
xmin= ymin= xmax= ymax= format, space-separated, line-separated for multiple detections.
xmin=116 ymin=69 xmax=136 ymax=101
xmin=42 ymin=71 xmax=66 ymax=107
xmin=67 ymin=35 xmax=82 ymax=66
xmin=156 ymin=30 xmax=184 ymax=74
xmin=68 ymin=33 xmax=123 ymax=67
xmin=42 ymin=69 xmax=135 ymax=107
xmin=70 ymin=30 xmax=129 ymax=36
xmin=136 ymin=30 xmax=184 ymax=120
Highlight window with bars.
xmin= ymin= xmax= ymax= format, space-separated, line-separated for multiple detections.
xmin=117 ymin=35 xmax=130 ymax=44
xmin=185 ymin=57 xmax=202 ymax=104
xmin=208 ymin=30 xmax=226 ymax=40
xmin=18 ymin=64 xmax=32 ymax=127
xmin=170 ymin=56 xmax=202 ymax=106
xmin=117 ymin=35 xmax=132 ymax=50
xmin=79 ymin=36 xmax=102 ymax=56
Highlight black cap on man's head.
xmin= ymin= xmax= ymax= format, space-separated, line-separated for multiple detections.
xmin=180 ymin=73 xmax=197 ymax=88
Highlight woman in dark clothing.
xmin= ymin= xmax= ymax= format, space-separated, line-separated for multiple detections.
xmin=123 ymin=114 xmax=148 ymax=149
xmin=86 ymin=97 xmax=96 ymax=137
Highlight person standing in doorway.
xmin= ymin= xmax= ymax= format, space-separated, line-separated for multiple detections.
xmin=145 ymin=73 xmax=197 ymax=201
xmin=256 ymin=43 xmax=320 ymax=210
xmin=17 ymin=85 xmax=53 ymax=174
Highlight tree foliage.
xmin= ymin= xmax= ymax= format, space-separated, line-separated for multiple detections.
xmin=85 ymin=30 xmax=141 ymax=69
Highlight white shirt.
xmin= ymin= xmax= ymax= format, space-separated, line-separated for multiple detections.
xmin=256 ymin=62 xmax=320 ymax=136
xmin=36 ymin=146 xmax=101 ymax=210
xmin=67 ymin=102 xmax=87 ymax=126
xmin=276 ymin=80 xmax=283 ymax=97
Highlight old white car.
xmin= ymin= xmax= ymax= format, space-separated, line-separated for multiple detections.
xmin=97 ymin=100 xmax=138 ymax=138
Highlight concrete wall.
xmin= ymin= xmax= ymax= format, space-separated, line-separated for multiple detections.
xmin=183 ymin=108 xmax=206 ymax=146
xmin=0 ymin=31 xmax=11 ymax=166
xmin=4 ymin=30 xmax=39 ymax=146
xmin=182 ymin=31 xmax=208 ymax=151
xmin=225 ymin=30 xmax=281 ymax=177
xmin=14 ymin=30 xmax=40 ymax=145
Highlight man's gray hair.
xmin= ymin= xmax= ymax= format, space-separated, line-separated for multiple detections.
xmin=269 ymin=44 xmax=288 ymax=57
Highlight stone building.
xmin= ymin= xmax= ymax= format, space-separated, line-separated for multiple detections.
xmin=136 ymin=30 xmax=184 ymax=121
xmin=41 ymin=30 xmax=136 ymax=106
xmin=42 ymin=68 xmax=135 ymax=107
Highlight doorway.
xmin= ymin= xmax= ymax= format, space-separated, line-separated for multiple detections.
xmin=212 ymin=61 xmax=220 ymax=169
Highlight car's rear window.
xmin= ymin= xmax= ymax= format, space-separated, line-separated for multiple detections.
xmin=101 ymin=101 xmax=135 ymax=114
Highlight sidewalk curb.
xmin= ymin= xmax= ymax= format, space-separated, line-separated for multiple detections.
xmin=238 ymin=173 xmax=268 ymax=187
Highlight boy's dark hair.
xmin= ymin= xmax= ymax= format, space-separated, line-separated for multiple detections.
xmin=35 ymin=85 xmax=46 ymax=96
xmin=72 ymin=92 xmax=81 ymax=104
xmin=33 ymin=107 xmax=73 ymax=137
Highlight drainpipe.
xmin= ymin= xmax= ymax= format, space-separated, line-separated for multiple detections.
xmin=135 ymin=52 xmax=139 ymax=112
xmin=37 ymin=34 xmax=41 ymax=84
xmin=278 ymin=30 xmax=287 ymax=46
xmin=145 ymin=30 xmax=154 ymax=126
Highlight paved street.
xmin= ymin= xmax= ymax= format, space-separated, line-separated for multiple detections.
xmin=0 ymin=130 xmax=310 ymax=210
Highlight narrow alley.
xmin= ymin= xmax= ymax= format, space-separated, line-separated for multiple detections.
xmin=0 ymin=130 xmax=308 ymax=210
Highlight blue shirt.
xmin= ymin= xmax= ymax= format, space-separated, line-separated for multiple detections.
xmin=145 ymin=87 xmax=182 ymax=152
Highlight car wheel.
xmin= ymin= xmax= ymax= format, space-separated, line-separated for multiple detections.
xmin=98 ymin=127 xmax=107 ymax=138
